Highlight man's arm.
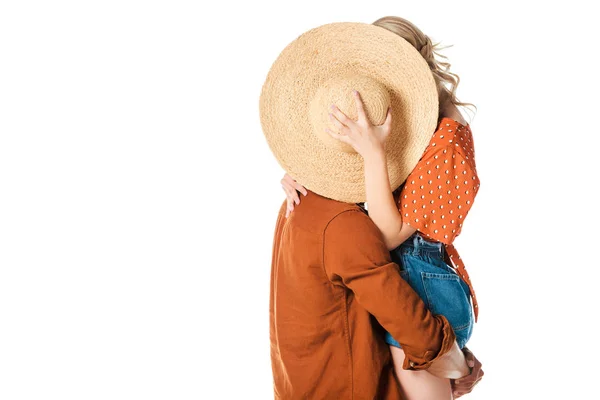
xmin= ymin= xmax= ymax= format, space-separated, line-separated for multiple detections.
xmin=322 ymin=209 xmax=456 ymax=370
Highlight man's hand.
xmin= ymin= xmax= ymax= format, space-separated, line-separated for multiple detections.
xmin=451 ymin=347 xmax=484 ymax=398
xmin=427 ymin=340 xmax=470 ymax=379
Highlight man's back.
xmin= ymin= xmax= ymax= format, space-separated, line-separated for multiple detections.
xmin=270 ymin=192 xmax=455 ymax=399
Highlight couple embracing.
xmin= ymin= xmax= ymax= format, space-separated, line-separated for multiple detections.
xmin=260 ymin=17 xmax=484 ymax=400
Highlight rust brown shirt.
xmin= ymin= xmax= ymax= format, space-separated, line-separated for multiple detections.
xmin=269 ymin=191 xmax=456 ymax=399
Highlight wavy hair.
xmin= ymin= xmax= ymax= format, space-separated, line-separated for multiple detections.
xmin=373 ymin=16 xmax=476 ymax=119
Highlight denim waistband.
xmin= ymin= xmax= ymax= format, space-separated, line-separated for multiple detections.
xmin=399 ymin=232 xmax=444 ymax=258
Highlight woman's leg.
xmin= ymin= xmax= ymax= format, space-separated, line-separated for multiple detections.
xmin=390 ymin=345 xmax=453 ymax=400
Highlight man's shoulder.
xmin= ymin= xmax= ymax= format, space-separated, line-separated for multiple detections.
xmin=291 ymin=192 xmax=369 ymax=235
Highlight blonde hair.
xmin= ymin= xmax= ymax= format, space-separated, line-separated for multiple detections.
xmin=373 ymin=16 xmax=476 ymax=119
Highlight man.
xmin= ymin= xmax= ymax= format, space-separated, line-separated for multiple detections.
xmin=269 ymin=191 xmax=482 ymax=398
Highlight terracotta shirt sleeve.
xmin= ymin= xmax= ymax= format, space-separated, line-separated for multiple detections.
xmin=322 ymin=210 xmax=456 ymax=370
xmin=398 ymin=146 xmax=480 ymax=244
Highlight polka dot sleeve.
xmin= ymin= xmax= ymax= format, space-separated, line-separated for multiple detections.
xmin=398 ymin=146 xmax=480 ymax=244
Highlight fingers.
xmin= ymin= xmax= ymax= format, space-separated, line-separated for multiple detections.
xmin=281 ymin=174 xmax=307 ymax=218
xmin=330 ymin=104 xmax=354 ymax=129
xmin=451 ymin=347 xmax=484 ymax=398
xmin=462 ymin=347 xmax=475 ymax=368
xmin=283 ymin=189 xmax=295 ymax=218
xmin=453 ymin=375 xmax=483 ymax=398
xmin=352 ymin=90 xmax=367 ymax=120
xmin=328 ymin=111 xmax=349 ymax=135
xmin=283 ymin=174 xmax=307 ymax=196
xmin=285 ymin=198 xmax=293 ymax=218
xmin=289 ymin=187 xmax=300 ymax=205
xmin=383 ymin=106 xmax=393 ymax=129
xmin=291 ymin=180 xmax=308 ymax=196
xmin=465 ymin=349 xmax=482 ymax=378
xmin=470 ymin=358 xmax=482 ymax=376
xmin=452 ymin=367 xmax=484 ymax=397
xmin=281 ymin=180 xmax=300 ymax=205
xmin=453 ymin=382 xmax=472 ymax=398
xmin=325 ymin=127 xmax=352 ymax=145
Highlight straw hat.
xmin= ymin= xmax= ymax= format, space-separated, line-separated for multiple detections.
xmin=259 ymin=22 xmax=438 ymax=203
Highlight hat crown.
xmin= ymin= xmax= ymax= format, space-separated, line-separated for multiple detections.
xmin=309 ymin=74 xmax=391 ymax=153
xmin=260 ymin=22 xmax=438 ymax=203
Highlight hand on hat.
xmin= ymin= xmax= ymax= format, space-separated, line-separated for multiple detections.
xmin=326 ymin=90 xmax=392 ymax=160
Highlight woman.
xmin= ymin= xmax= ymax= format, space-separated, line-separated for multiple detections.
xmin=281 ymin=16 xmax=481 ymax=400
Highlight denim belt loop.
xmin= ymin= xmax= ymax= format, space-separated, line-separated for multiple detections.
xmin=413 ymin=232 xmax=443 ymax=258
xmin=412 ymin=233 xmax=422 ymax=256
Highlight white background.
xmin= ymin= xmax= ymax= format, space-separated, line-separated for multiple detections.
xmin=1 ymin=1 xmax=598 ymax=399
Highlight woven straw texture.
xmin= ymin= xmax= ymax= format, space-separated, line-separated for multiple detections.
xmin=260 ymin=22 xmax=438 ymax=203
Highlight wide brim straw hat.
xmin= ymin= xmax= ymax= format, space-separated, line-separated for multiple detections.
xmin=259 ymin=22 xmax=439 ymax=203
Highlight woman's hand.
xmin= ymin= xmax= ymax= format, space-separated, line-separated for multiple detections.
xmin=281 ymin=173 xmax=307 ymax=218
xmin=326 ymin=90 xmax=392 ymax=160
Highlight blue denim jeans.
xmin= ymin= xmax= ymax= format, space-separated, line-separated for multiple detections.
xmin=384 ymin=232 xmax=474 ymax=349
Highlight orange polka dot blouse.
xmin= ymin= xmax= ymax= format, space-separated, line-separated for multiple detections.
xmin=396 ymin=117 xmax=480 ymax=321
